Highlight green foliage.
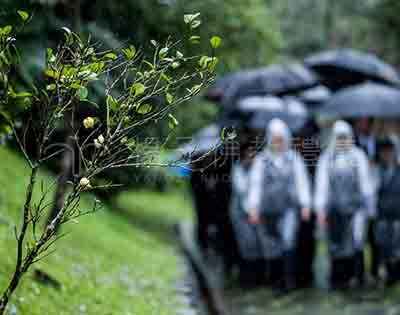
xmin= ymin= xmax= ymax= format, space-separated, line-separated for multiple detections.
xmin=373 ymin=0 xmax=400 ymax=63
xmin=0 ymin=11 xmax=32 ymax=137
xmin=270 ymin=0 xmax=395 ymax=62
xmin=0 ymin=0 xmax=282 ymax=142
xmin=0 ymin=146 xmax=192 ymax=315
xmin=0 ymin=13 xmax=218 ymax=312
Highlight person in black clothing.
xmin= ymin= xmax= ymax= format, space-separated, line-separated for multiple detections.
xmin=353 ymin=117 xmax=379 ymax=281
xmin=190 ymin=150 xmax=238 ymax=274
xmin=295 ymin=119 xmax=321 ymax=288
xmin=375 ymin=138 xmax=400 ymax=286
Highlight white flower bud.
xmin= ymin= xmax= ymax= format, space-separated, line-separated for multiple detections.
xmin=79 ymin=177 xmax=91 ymax=189
xmin=98 ymin=134 xmax=105 ymax=144
xmin=83 ymin=117 xmax=95 ymax=129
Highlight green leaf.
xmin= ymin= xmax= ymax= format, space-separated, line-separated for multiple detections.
xmin=208 ymin=57 xmax=219 ymax=71
xmin=210 ymin=36 xmax=222 ymax=49
xmin=44 ymin=68 xmax=58 ymax=78
xmin=130 ymin=83 xmax=146 ymax=96
xmin=158 ymin=47 xmax=169 ymax=58
xmin=137 ymin=103 xmax=152 ymax=114
xmin=168 ymin=113 xmax=179 ymax=129
xmin=104 ymin=52 xmax=118 ymax=60
xmin=171 ymin=62 xmax=180 ymax=69
xmin=61 ymin=27 xmax=73 ymax=44
xmin=126 ymin=138 xmax=136 ymax=149
xmin=184 ymin=13 xmax=201 ymax=24
xmin=90 ymin=62 xmax=105 ymax=73
xmin=166 ymin=92 xmax=174 ymax=104
xmin=161 ymin=73 xmax=172 ymax=83
xmin=122 ymin=45 xmax=136 ymax=60
xmin=221 ymin=127 xmax=237 ymax=141
xmin=77 ymin=86 xmax=88 ymax=100
xmin=106 ymin=95 xmax=118 ymax=111
xmin=191 ymin=20 xmax=201 ymax=29
xmin=46 ymin=84 xmax=56 ymax=91
xmin=0 ymin=26 xmax=12 ymax=36
xmin=46 ymin=48 xmax=56 ymax=63
xmin=14 ymin=92 xmax=32 ymax=98
xmin=189 ymin=36 xmax=201 ymax=44
xmin=71 ymin=82 xmax=82 ymax=89
xmin=191 ymin=84 xmax=202 ymax=94
xmin=17 ymin=10 xmax=29 ymax=22
xmin=199 ymin=56 xmax=210 ymax=69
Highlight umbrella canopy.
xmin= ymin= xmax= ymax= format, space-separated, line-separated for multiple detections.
xmin=204 ymin=72 xmax=243 ymax=103
xmin=177 ymin=124 xmax=222 ymax=158
xmin=297 ymin=85 xmax=332 ymax=108
xmin=223 ymin=96 xmax=309 ymax=132
xmin=305 ymin=49 xmax=400 ymax=90
xmin=222 ymin=63 xmax=319 ymax=106
xmin=318 ymin=83 xmax=400 ymax=118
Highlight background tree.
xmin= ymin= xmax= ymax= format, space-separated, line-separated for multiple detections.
xmin=0 ymin=12 xmax=218 ymax=313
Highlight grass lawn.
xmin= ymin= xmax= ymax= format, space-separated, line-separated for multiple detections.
xmin=0 ymin=146 xmax=193 ymax=315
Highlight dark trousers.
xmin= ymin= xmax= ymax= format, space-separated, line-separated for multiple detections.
xmin=330 ymin=258 xmax=354 ymax=288
xmin=239 ymin=259 xmax=266 ymax=287
xmin=296 ymin=215 xmax=316 ymax=287
xmin=368 ymin=220 xmax=379 ymax=278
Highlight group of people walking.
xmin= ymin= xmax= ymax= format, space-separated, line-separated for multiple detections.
xmin=230 ymin=117 xmax=400 ymax=293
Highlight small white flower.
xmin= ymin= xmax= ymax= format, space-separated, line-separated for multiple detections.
xmin=83 ymin=117 xmax=95 ymax=129
xmin=79 ymin=177 xmax=91 ymax=189
xmin=98 ymin=134 xmax=105 ymax=144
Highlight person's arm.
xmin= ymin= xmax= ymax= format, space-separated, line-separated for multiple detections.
xmin=294 ymin=153 xmax=312 ymax=221
xmin=357 ymin=150 xmax=375 ymax=216
xmin=247 ymin=156 xmax=264 ymax=223
xmin=314 ymin=154 xmax=329 ymax=226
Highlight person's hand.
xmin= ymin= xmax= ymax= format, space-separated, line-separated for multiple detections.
xmin=301 ymin=207 xmax=311 ymax=222
xmin=317 ymin=212 xmax=328 ymax=228
xmin=248 ymin=210 xmax=260 ymax=225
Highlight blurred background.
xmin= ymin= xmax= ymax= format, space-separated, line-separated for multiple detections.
xmin=1 ymin=1 xmax=400 ymax=315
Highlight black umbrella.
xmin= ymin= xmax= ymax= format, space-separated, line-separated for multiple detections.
xmin=318 ymin=83 xmax=400 ymax=118
xmin=222 ymin=63 xmax=319 ymax=106
xmin=177 ymin=124 xmax=222 ymax=157
xmin=204 ymin=72 xmax=243 ymax=103
xmin=305 ymin=49 xmax=400 ymax=90
xmin=223 ymin=96 xmax=309 ymax=132
xmin=297 ymin=85 xmax=332 ymax=108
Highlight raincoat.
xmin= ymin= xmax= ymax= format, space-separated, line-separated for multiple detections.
xmin=230 ymin=162 xmax=263 ymax=260
xmin=248 ymin=119 xmax=311 ymax=259
xmin=315 ymin=121 xmax=374 ymax=258
xmin=375 ymin=163 xmax=400 ymax=261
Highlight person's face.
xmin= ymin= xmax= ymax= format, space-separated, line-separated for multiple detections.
xmin=335 ymin=134 xmax=352 ymax=150
xmin=380 ymin=147 xmax=395 ymax=165
xmin=355 ymin=118 xmax=372 ymax=135
xmin=270 ymin=134 xmax=286 ymax=153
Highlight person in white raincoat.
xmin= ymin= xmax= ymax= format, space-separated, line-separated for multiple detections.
xmin=247 ymin=119 xmax=312 ymax=292
xmin=314 ymin=120 xmax=374 ymax=288
xmin=230 ymin=144 xmax=264 ymax=286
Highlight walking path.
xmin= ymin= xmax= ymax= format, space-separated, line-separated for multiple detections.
xmin=179 ymin=222 xmax=400 ymax=315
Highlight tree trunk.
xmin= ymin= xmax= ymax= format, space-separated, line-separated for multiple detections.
xmin=47 ymin=0 xmax=81 ymax=226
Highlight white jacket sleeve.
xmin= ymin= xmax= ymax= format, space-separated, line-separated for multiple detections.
xmin=356 ymin=149 xmax=375 ymax=215
xmin=314 ymin=154 xmax=330 ymax=214
xmin=357 ymin=150 xmax=374 ymax=198
xmin=293 ymin=154 xmax=311 ymax=209
xmin=247 ymin=155 xmax=265 ymax=213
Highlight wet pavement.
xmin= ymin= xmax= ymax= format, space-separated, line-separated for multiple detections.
xmin=178 ymin=223 xmax=400 ymax=315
